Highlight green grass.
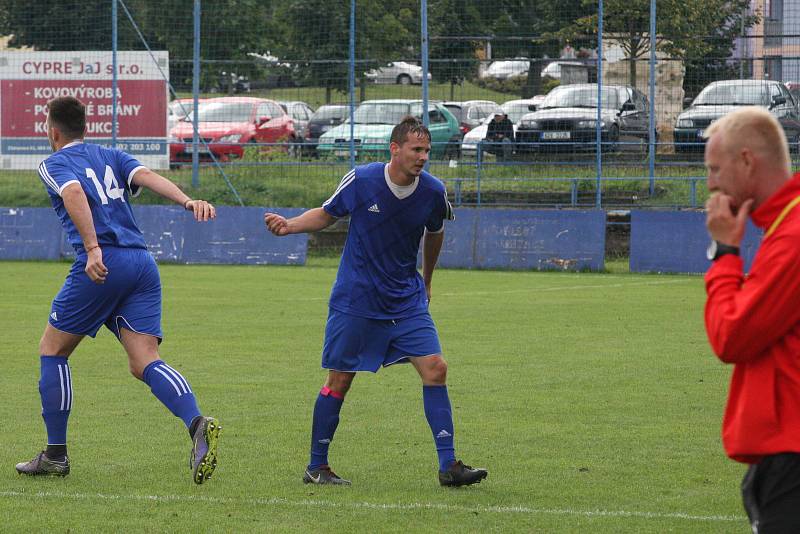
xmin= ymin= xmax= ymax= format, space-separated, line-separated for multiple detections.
xmin=1 ymin=259 xmax=748 ymax=532
xmin=0 ymin=160 xmax=710 ymax=209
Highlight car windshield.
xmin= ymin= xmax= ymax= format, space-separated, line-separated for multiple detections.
xmin=189 ymin=102 xmax=253 ymax=123
xmin=539 ymin=86 xmax=622 ymax=110
xmin=351 ymin=103 xmax=411 ymax=124
xmin=170 ymin=101 xmax=194 ymax=118
xmin=444 ymin=105 xmax=463 ymax=121
xmin=502 ymin=102 xmax=534 ymax=123
xmin=694 ymin=84 xmax=771 ymax=106
xmin=313 ymin=106 xmax=348 ymax=120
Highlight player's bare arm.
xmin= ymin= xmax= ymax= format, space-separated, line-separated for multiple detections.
xmin=131 ymin=168 xmax=216 ymax=222
xmin=264 ymin=207 xmax=336 ymax=236
xmin=422 ymin=229 xmax=444 ymax=301
xmin=61 ymin=182 xmax=107 ymax=284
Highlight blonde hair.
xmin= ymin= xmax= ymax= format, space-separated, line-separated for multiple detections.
xmin=703 ymin=106 xmax=790 ymax=171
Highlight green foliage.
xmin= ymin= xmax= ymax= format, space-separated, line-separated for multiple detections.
xmin=472 ymin=74 xmax=527 ymax=95
xmin=570 ymin=0 xmax=759 ymax=87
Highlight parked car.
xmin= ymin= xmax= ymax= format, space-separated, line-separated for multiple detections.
xmin=317 ymin=99 xmax=462 ymax=159
xmin=167 ymin=98 xmax=198 ymax=133
xmin=541 ymin=61 xmax=587 ymax=80
xmin=480 ymin=59 xmax=530 ymax=81
xmin=674 ymin=79 xmax=800 ymax=152
xmin=443 ymin=100 xmax=503 ymax=134
xmin=278 ymin=101 xmax=315 ymax=138
xmin=515 ymin=84 xmax=653 ymax=153
xmin=303 ymin=104 xmax=350 ymax=156
xmin=500 ymin=98 xmax=544 ymax=123
xmin=168 ymin=97 xmax=296 ymax=163
xmin=786 ymin=81 xmax=800 ymax=102
xmin=364 ymin=61 xmax=431 ymax=85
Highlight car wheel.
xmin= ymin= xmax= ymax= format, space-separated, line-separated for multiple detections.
xmin=397 ymin=74 xmax=412 ymax=85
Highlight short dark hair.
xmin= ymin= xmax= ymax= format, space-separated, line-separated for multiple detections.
xmin=390 ymin=115 xmax=431 ymax=146
xmin=47 ymin=97 xmax=86 ymax=139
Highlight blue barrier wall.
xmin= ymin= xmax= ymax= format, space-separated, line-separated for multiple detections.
xmin=3 ymin=206 xmax=307 ymax=265
xmin=0 ymin=208 xmax=63 ymax=260
xmin=429 ymin=208 xmax=606 ymax=270
xmin=4 ymin=206 xmax=607 ymax=270
xmin=630 ymin=210 xmax=761 ymax=273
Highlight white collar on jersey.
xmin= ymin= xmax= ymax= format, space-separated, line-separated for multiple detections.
xmin=60 ymin=140 xmax=84 ymax=150
xmin=384 ymin=163 xmax=419 ymax=200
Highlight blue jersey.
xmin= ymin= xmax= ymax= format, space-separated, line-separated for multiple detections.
xmin=323 ymin=162 xmax=453 ymax=319
xmin=37 ymin=141 xmax=147 ymax=252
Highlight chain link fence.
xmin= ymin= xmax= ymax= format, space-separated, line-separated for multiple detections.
xmin=1 ymin=0 xmax=795 ymax=211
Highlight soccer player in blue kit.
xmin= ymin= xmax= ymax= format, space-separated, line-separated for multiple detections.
xmin=264 ymin=117 xmax=488 ymax=487
xmin=15 ymin=96 xmax=221 ymax=484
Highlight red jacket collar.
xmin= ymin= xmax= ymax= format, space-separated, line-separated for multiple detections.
xmin=751 ymin=172 xmax=800 ymax=230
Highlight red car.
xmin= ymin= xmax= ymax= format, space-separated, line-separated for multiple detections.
xmin=169 ymin=96 xmax=296 ymax=163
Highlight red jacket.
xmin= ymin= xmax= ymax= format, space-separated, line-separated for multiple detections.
xmin=705 ymin=173 xmax=800 ymax=463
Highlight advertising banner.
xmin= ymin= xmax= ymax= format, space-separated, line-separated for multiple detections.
xmin=0 ymin=51 xmax=169 ymax=169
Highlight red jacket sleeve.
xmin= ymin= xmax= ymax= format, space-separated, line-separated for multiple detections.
xmin=705 ymin=233 xmax=800 ymax=363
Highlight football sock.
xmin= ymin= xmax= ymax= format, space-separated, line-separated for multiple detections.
xmin=142 ymin=360 xmax=201 ymax=429
xmin=188 ymin=415 xmax=202 ymax=439
xmin=45 ymin=444 xmax=67 ymax=460
xmin=423 ymin=385 xmax=456 ymax=472
xmin=39 ymin=356 xmax=72 ymax=454
xmin=308 ymin=386 xmax=344 ymax=470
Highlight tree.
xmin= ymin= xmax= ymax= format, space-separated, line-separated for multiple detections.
xmin=274 ymin=0 xmax=417 ymax=103
xmin=0 ymin=0 xmax=279 ymax=92
xmin=571 ymin=0 xmax=758 ymax=88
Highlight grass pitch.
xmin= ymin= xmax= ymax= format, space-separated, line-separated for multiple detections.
xmin=0 ymin=259 xmax=747 ymax=532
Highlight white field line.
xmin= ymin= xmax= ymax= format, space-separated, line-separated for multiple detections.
xmin=0 ymin=490 xmax=744 ymax=523
xmin=279 ymin=278 xmax=698 ymax=303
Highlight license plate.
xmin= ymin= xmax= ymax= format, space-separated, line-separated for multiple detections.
xmin=542 ymin=131 xmax=570 ymax=140
xmin=697 ymin=129 xmax=705 ymax=138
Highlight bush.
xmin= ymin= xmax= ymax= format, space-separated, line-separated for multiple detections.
xmin=473 ymin=74 xmax=526 ymax=95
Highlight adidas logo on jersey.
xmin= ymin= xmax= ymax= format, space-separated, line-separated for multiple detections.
xmin=368 ymin=203 xmax=380 ymax=213
xmin=436 ymin=429 xmax=452 ymax=439
xmin=50 ymin=311 xmax=58 ymax=322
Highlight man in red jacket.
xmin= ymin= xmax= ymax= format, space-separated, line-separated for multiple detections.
xmin=704 ymin=106 xmax=800 ymax=532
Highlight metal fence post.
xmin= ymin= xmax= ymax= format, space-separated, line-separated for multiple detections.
xmin=571 ymin=179 xmax=578 ymax=207
xmin=648 ymin=0 xmax=656 ymax=196
xmin=191 ymin=0 xmax=200 ymax=187
xmin=421 ymin=0 xmax=430 ymax=170
xmin=595 ymin=0 xmax=603 ymax=209
xmin=111 ymin=0 xmax=118 ymax=148
xmin=476 ymin=142 xmax=482 ymax=206
xmin=348 ymin=0 xmax=356 ymax=170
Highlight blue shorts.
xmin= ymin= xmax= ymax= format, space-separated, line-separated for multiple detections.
xmin=49 ymin=247 xmax=163 ymax=341
xmin=322 ymin=309 xmax=442 ymax=373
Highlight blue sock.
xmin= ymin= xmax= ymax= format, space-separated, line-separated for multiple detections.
xmin=142 ymin=360 xmax=201 ymax=429
xmin=423 ymin=385 xmax=456 ymax=472
xmin=39 ymin=355 xmax=72 ymax=447
xmin=308 ymin=387 xmax=344 ymax=470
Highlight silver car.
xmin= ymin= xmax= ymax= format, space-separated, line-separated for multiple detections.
xmin=365 ymin=61 xmax=432 ymax=85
